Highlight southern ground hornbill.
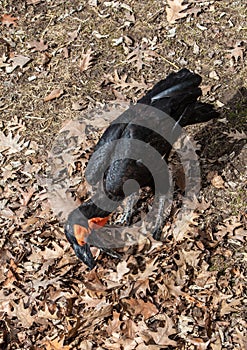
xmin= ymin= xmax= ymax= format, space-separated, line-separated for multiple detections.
xmin=64 ymin=68 xmax=219 ymax=269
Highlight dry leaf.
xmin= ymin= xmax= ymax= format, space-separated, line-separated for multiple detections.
xmin=105 ymin=69 xmax=148 ymax=92
xmin=40 ymin=52 xmax=52 ymax=65
xmin=106 ymin=311 xmax=122 ymax=336
xmin=116 ymin=260 xmax=130 ymax=281
xmin=227 ymin=42 xmax=245 ymax=63
xmin=133 ymin=279 xmax=150 ymax=296
xmin=43 ymin=337 xmax=71 ymax=350
xmin=126 ymin=46 xmax=158 ymax=72
xmin=6 ymin=55 xmax=31 ymax=73
xmin=172 ymin=211 xmax=199 ymax=241
xmin=209 ymin=70 xmax=219 ymax=80
xmin=0 ymin=131 xmax=29 ymax=155
xmin=148 ymin=315 xmax=177 ymax=346
xmin=19 ymin=186 xmax=36 ymax=206
xmin=106 ymin=261 xmax=130 ymax=282
xmin=211 ymin=173 xmax=225 ymax=189
xmin=27 ymin=39 xmax=48 ymax=52
xmin=79 ymin=48 xmax=94 ymax=72
xmin=29 ymin=242 xmax=65 ymax=262
xmin=166 ymin=0 xmax=189 ymax=24
xmin=84 ymin=270 xmax=107 ymax=293
xmin=201 ymin=85 xmax=212 ymax=96
xmin=137 ymin=257 xmax=158 ymax=279
xmin=10 ymin=300 xmax=34 ymax=328
xmin=59 ymin=119 xmax=86 ymax=138
xmin=220 ymin=298 xmax=242 ymax=316
xmin=36 ymin=304 xmax=59 ymax=321
xmin=44 ymin=88 xmax=64 ymax=102
xmin=125 ymin=298 xmax=158 ymax=319
xmin=1 ymin=14 xmax=18 ymax=27
xmin=122 ymin=319 xmax=137 ymax=339
xmin=72 ymin=101 xmax=88 ymax=110
xmin=223 ymin=130 xmax=247 ymax=142
xmin=187 ymin=337 xmax=211 ymax=349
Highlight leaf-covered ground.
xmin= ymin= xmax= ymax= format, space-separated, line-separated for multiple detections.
xmin=0 ymin=1 xmax=246 ymax=349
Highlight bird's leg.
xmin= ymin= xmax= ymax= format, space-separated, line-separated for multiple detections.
xmin=119 ymin=192 xmax=137 ymax=225
xmin=152 ymin=194 xmax=167 ymax=240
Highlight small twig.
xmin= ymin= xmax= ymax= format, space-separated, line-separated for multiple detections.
xmin=24 ymin=115 xmax=45 ymax=120
xmin=40 ymin=15 xmax=55 ymax=39
xmin=157 ymin=54 xmax=180 ymax=70
xmin=147 ymin=8 xmax=164 ymax=22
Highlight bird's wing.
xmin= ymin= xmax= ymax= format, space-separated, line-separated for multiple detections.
xmin=85 ymin=109 xmax=134 ymax=185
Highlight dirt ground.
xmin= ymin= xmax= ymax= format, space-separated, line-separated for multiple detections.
xmin=0 ymin=1 xmax=246 ymax=349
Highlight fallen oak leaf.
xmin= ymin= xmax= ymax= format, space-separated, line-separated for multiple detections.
xmin=122 ymin=319 xmax=138 ymax=339
xmin=72 ymin=101 xmax=88 ymax=111
xmin=28 ymin=242 xmax=65 ymax=262
xmin=36 ymin=303 xmax=59 ymax=321
xmin=147 ymin=315 xmax=177 ymax=346
xmin=148 ymin=326 xmax=177 ymax=346
xmin=27 ymin=39 xmax=48 ymax=52
xmin=10 ymin=300 xmax=34 ymax=328
xmin=47 ymin=186 xmax=81 ymax=221
xmin=223 ymin=130 xmax=247 ymax=142
xmin=5 ymin=55 xmax=31 ymax=73
xmin=126 ymin=46 xmax=159 ymax=72
xmin=105 ymin=69 xmax=148 ymax=92
xmin=124 ymin=298 xmax=158 ymax=320
xmin=106 ymin=311 xmax=122 ymax=336
xmin=44 ymin=88 xmax=64 ymax=102
xmin=186 ymin=7 xmax=201 ymax=17
xmin=201 ymin=85 xmax=212 ymax=96
xmin=79 ymin=48 xmax=94 ymax=72
xmin=166 ymin=0 xmax=189 ymax=24
xmin=1 ymin=14 xmax=18 ymax=27
xmin=0 ymin=130 xmax=29 ymax=155
xmin=137 ymin=256 xmax=159 ymax=279
xmin=43 ymin=336 xmax=71 ymax=350
xmin=220 ymin=297 xmax=243 ymax=316
xmin=84 ymin=270 xmax=107 ymax=293
xmin=109 ymin=260 xmax=130 ymax=282
xmin=187 ymin=337 xmax=211 ymax=349
xmin=18 ymin=186 xmax=36 ymax=206
xmin=133 ymin=278 xmax=150 ymax=296
xmin=172 ymin=210 xmax=199 ymax=241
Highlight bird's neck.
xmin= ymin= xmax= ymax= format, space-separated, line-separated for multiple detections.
xmin=78 ymin=198 xmax=113 ymax=220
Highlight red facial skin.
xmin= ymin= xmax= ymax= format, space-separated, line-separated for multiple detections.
xmin=74 ymin=216 xmax=110 ymax=246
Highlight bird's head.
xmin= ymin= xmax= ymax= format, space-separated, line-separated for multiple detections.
xmin=64 ymin=205 xmax=109 ymax=269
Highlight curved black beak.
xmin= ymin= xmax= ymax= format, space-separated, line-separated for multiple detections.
xmin=73 ymin=242 xmax=96 ymax=270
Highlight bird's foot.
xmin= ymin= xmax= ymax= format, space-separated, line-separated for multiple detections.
xmin=119 ymin=210 xmax=133 ymax=226
xmin=119 ymin=192 xmax=138 ymax=226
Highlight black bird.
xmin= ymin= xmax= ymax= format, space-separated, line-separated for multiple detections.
xmin=64 ymin=68 xmax=219 ymax=269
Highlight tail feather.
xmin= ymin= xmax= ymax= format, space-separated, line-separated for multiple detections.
xmin=138 ymin=68 xmax=219 ymax=126
xmin=180 ymin=102 xmax=220 ymax=126
xmin=138 ymin=68 xmax=202 ymax=105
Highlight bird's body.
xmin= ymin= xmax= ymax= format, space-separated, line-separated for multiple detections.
xmin=65 ymin=68 xmax=219 ymax=269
